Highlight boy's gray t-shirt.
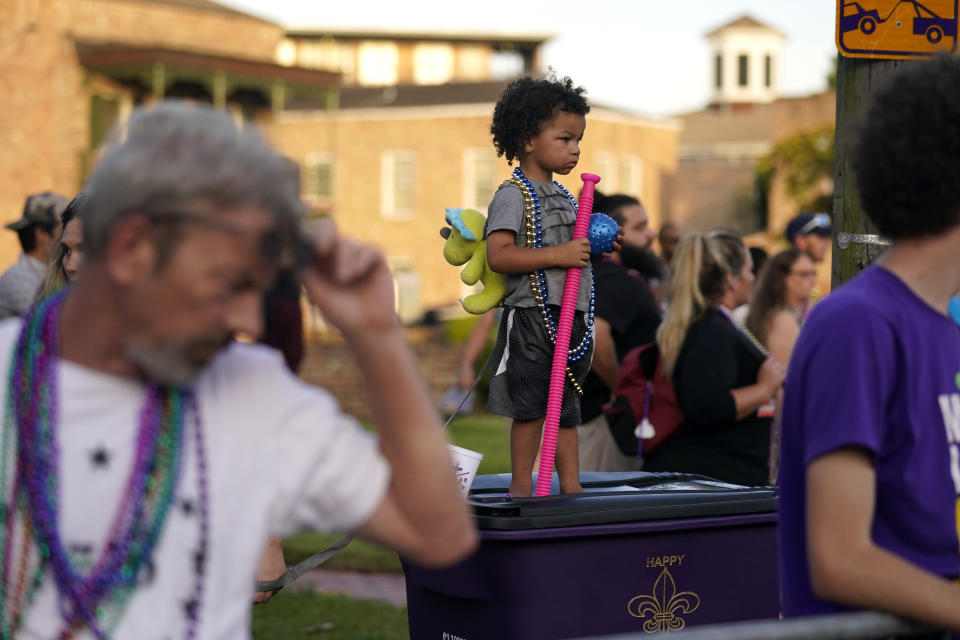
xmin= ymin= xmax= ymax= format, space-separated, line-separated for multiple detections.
xmin=484 ymin=179 xmax=591 ymax=311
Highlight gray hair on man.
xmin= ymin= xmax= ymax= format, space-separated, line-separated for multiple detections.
xmin=79 ymin=100 xmax=305 ymax=262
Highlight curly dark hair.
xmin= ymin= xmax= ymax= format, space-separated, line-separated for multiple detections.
xmin=491 ymin=73 xmax=589 ymax=165
xmin=854 ymin=54 xmax=960 ymax=240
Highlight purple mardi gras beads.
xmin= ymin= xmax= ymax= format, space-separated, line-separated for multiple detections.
xmin=3 ymin=291 xmax=209 ymax=640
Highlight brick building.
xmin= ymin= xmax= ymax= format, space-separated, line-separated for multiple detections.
xmin=1 ymin=1 xmax=680 ymax=322
xmin=667 ymin=15 xmax=835 ymax=238
xmin=273 ymin=90 xmax=678 ymax=319
xmin=0 ymin=0 xmax=336 ymax=264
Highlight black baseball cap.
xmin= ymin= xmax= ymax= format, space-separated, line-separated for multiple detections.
xmin=785 ymin=213 xmax=832 ymax=243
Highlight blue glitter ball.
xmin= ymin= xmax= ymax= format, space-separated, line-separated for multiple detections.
xmin=588 ymin=212 xmax=619 ymax=254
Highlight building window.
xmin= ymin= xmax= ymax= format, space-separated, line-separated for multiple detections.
xmin=295 ymin=38 xmax=356 ymax=81
xmin=358 ymin=41 xmax=398 ymax=85
xmin=90 ymin=94 xmax=120 ymax=150
xmin=738 ymin=54 xmax=749 ymax=87
xmin=463 ymin=149 xmax=498 ymax=211
xmin=457 ymin=45 xmax=488 ymax=81
xmin=490 ymin=50 xmax=524 ymax=80
xmin=619 ymin=155 xmax=645 ymax=198
xmin=715 ymin=54 xmax=723 ymax=89
xmin=381 ymin=150 xmax=416 ymax=219
xmin=764 ymin=55 xmax=772 ymax=88
xmin=593 ymin=152 xmax=618 ymax=192
xmin=303 ymin=153 xmax=334 ymax=204
xmin=389 ymin=256 xmax=421 ymax=324
xmin=414 ymin=43 xmax=455 ymax=85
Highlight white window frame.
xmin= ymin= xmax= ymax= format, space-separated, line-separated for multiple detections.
xmin=619 ymin=155 xmax=645 ymax=198
xmin=358 ymin=41 xmax=399 ymax=86
xmin=381 ymin=150 xmax=417 ymax=220
xmin=593 ymin=152 xmax=618 ymax=193
xmin=303 ymin=152 xmax=335 ymax=204
xmin=413 ymin=43 xmax=455 ymax=85
xmin=461 ymin=148 xmax=498 ymax=212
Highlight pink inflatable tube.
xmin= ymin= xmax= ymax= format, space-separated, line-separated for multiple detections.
xmin=534 ymin=173 xmax=600 ymax=497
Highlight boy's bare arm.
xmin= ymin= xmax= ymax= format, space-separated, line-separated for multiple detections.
xmin=806 ymin=449 xmax=960 ymax=631
xmin=486 ymin=230 xmax=590 ymax=274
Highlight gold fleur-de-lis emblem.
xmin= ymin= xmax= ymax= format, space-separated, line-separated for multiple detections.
xmin=627 ymin=567 xmax=701 ymax=634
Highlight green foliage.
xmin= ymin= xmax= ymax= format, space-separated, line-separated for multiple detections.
xmin=444 ymin=314 xmax=483 ymax=343
xmin=770 ymin=126 xmax=834 ymax=209
xmin=442 ymin=315 xmax=498 ymax=407
xmin=751 ymin=126 xmax=835 ymax=227
xmin=252 ymin=591 xmax=408 ymax=640
xmin=447 ymin=412 xmax=511 ymax=476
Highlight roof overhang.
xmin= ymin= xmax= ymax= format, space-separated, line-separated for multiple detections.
xmin=75 ymin=40 xmax=340 ymax=87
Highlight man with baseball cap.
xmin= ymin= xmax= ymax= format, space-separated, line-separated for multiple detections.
xmin=0 ymin=191 xmax=67 ymax=317
xmin=785 ymin=212 xmax=832 ymax=262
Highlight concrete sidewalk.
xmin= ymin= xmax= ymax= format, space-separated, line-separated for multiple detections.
xmin=287 ymin=568 xmax=408 ymax=608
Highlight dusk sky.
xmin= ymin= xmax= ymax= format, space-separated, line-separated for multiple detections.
xmin=221 ymin=0 xmax=839 ymax=117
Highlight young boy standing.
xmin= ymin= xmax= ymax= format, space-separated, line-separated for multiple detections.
xmin=484 ymin=74 xmax=600 ymax=497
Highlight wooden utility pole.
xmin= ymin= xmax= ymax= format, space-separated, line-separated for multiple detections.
xmin=831 ymin=55 xmax=904 ymax=288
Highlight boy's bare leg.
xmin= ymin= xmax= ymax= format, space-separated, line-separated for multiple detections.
xmin=556 ymin=427 xmax=583 ymax=494
xmin=509 ymin=418 xmax=543 ymax=497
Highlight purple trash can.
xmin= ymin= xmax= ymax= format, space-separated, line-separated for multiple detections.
xmin=403 ymin=472 xmax=778 ymax=640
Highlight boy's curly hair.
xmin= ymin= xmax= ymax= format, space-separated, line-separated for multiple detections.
xmin=491 ymin=72 xmax=589 ymax=165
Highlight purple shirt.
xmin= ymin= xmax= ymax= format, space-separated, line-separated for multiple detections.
xmin=779 ymin=266 xmax=960 ymax=617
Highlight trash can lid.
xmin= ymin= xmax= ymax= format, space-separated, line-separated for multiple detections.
xmin=467 ymin=471 xmax=777 ymax=530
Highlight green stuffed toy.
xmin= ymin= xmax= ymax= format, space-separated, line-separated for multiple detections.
xmin=440 ymin=207 xmax=506 ymax=314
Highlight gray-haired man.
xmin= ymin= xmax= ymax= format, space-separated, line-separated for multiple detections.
xmin=1 ymin=102 xmax=476 ymax=639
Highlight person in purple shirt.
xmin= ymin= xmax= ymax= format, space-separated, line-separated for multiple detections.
xmin=779 ymin=55 xmax=960 ymax=632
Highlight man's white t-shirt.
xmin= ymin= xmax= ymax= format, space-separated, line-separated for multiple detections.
xmin=1 ymin=320 xmax=390 ymax=639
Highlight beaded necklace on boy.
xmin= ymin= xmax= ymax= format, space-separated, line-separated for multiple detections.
xmin=508 ymin=167 xmax=596 ymax=396
xmin=0 ymin=291 xmax=210 ymax=640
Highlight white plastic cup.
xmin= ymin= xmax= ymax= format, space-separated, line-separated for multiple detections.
xmin=449 ymin=444 xmax=484 ymax=496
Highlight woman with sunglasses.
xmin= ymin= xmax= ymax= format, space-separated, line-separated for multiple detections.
xmin=745 ymin=249 xmax=817 ymax=368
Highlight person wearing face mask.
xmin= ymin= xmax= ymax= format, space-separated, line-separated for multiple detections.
xmin=642 ymin=229 xmax=786 ymax=486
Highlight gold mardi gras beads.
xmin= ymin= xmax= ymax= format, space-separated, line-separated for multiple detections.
xmin=512 ymin=177 xmax=587 ymax=396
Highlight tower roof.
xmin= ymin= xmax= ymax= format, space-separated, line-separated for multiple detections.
xmin=706 ymin=14 xmax=785 ymax=38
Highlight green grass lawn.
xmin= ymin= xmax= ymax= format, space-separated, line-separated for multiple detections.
xmin=254 ymin=413 xmax=508 ymax=640
xmin=252 ymin=590 xmax=408 ymax=640
xmin=281 ymin=412 xmax=510 ymax=573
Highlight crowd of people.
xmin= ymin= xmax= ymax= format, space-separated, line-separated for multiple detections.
xmin=2 ymin=54 xmax=960 ymax=639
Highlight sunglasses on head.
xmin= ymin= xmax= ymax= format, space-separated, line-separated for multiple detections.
xmin=797 ymin=213 xmax=831 ymax=236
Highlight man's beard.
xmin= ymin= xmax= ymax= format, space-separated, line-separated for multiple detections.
xmin=620 ymin=244 xmax=666 ymax=281
xmin=126 ymin=335 xmax=232 ymax=387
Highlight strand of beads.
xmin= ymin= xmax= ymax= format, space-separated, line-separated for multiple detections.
xmin=717 ymin=306 xmax=770 ymax=358
xmin=510 ymin=167 xmax=596 ymax=395
xmin=184 ymin=394 xmax=210 ymax=640
xmin=0 ymin=290 xmax=208 ymax=640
